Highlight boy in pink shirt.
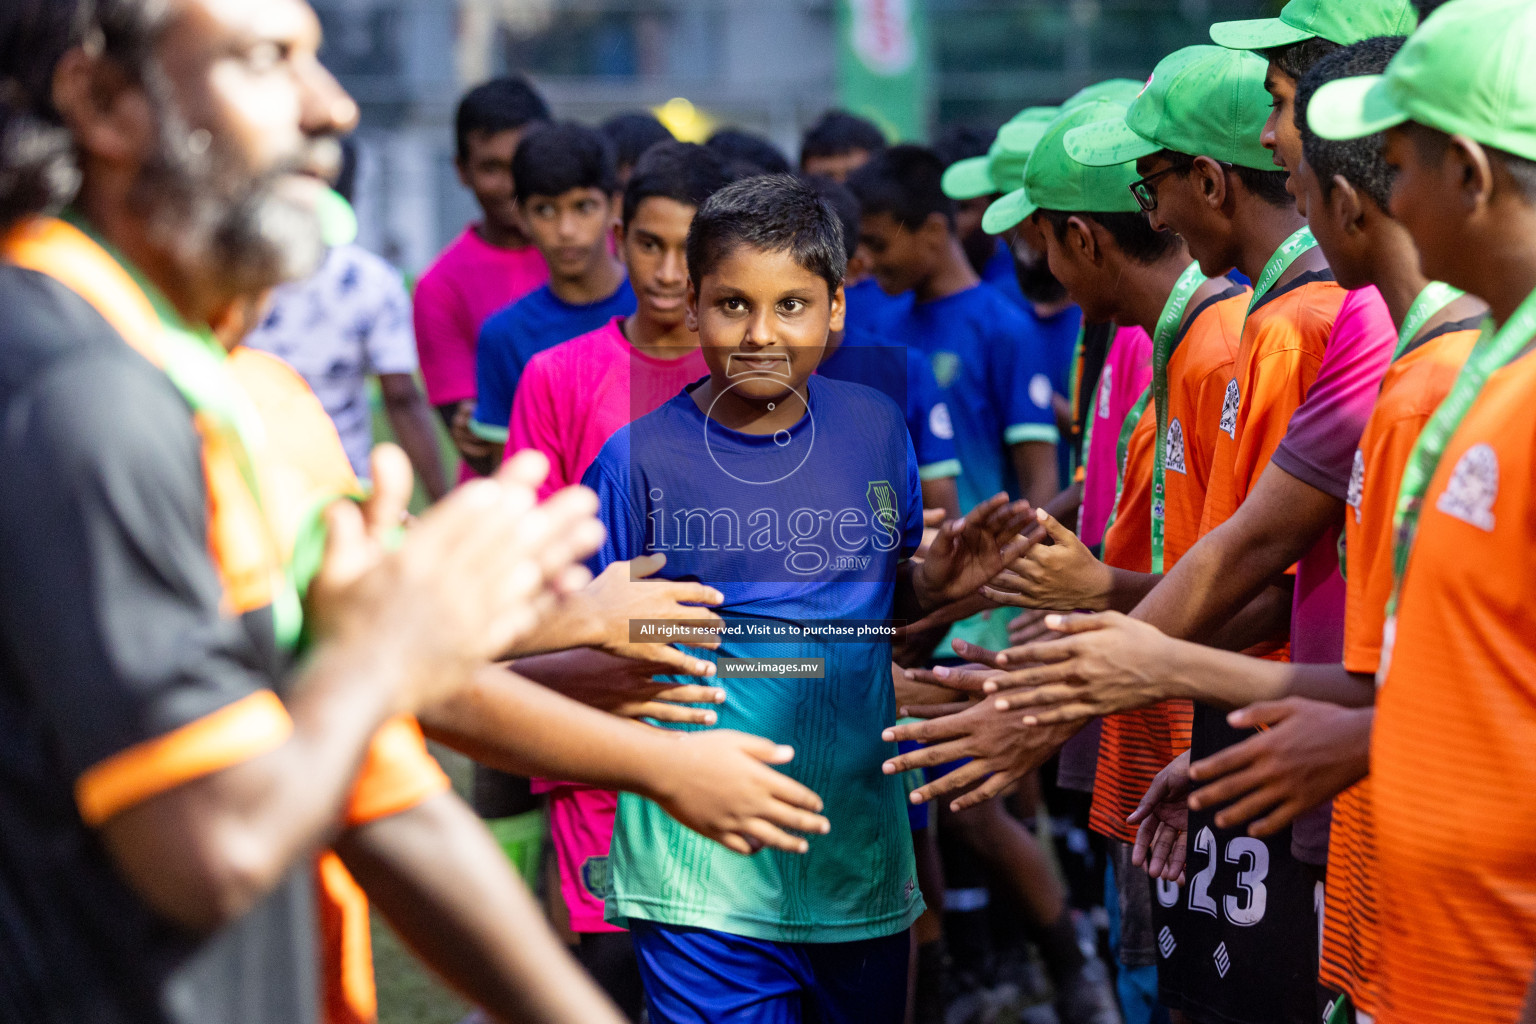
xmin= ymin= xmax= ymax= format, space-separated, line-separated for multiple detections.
xmin=506 ymin=142 xmax=731 ymax=1014
xmin=413 ymin=76 xmax=551 ymax=474
xmin=1077 ymin=324 xmax=1152 ymax=550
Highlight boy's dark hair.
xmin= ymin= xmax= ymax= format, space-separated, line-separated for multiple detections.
xmin=686 ymin=173 xmax=846 ymax=297
xmin=0 ymin=0 xmax=171 ymax=230
xmin=513 ymin=121 xmax=617 ymax=203
xmin=1036 ymin=208 xmax=1180 ymax=265
xmin=802 ymin=175 xmax=862 ymax=261
xmin=601 ymin=111 xmax=673 ymax=173
xmin=1295 ymin=37 xmax=1405 ymax=211
xmin=933 ymin=124 xmax=990 ymax=168
xmin=1261 ymin=36 xmax=1341 ymax=82
xmin=622 ymin=141 xmax=730 ymax=227
xmin=800 ymin=111 xmax=886 ymax=164
xmin=845 ymin=144 xmax=956 ymax=232
xmin=705 ymin=129 xmax=791 ymax=176
xmin=454 ymin=76 xmax=550 ymax=162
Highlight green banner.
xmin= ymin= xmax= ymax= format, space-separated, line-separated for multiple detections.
xmin=836 ymin=0 xmax=932 ymax=142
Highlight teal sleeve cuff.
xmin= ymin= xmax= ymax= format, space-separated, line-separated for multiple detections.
xmin=918 ymin=458 xmax=962 ymax=481
xmin=467 ymin=419 xmax=510 ymax=445
xmin=1004 ymin=422 xmax=1060 ymax=446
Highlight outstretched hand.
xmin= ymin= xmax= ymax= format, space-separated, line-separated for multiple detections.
xmin=650 ymin=731 xmax=830 ymax=855
xmin=879 ymin=696 xmax=1078 ymax=812
xmin=515 ymin=647 xmax=726 ymax=725
xmin=981 ymin=508 xmax=1114 ymax=612
xmin=575 ymin=554 xmax=725 ymax=675
xmin=966 ymin=611 xmax=1177 ymax=726
xmin=1187 ymin=699 xmax=1372 ymax=837
xmin=1129 ymin=751 xmax=1190 ymax=884
xmin=914 ymin=493 xmax=1035 ymax=608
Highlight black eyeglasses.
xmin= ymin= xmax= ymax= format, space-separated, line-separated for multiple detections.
xmin=1128 ymin=165 xmax=1188 ymax=213
xmin=1128 ymin=158 xmax=1228 ymax=213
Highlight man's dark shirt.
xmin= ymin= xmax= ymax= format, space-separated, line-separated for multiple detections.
xmin=0 ymin=263 xmax=316 ymax=1024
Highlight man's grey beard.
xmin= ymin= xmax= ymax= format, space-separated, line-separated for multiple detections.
xmin=128 ymin=66 xmax=330 ymax=303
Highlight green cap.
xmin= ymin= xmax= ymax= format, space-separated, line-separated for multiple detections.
xmin=1064 ymin=46 xmax=1274 ymax=171
xmin=1063 ymin=78 xmax=1146 ymax=109
xmin=1307 ymin=0 xmax=1536 ymax=163
xmin=983 ymin=99 xmax=1142 ymax=235
xmin=1209 ymin=0 xmax=1418 ymax=52
xmin=942 ymin=106 xmax=1059 ymax=199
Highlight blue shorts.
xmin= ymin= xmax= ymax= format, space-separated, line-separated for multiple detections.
xmin=630 ymin=920 xmax=909 ymax=1024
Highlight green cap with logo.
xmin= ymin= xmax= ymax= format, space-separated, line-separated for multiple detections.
xmin=1307 ymin=0 xmax=1536 ymax=163
xmin=983 ymin=99 xmax=1142 ymax=234
xmin=1209 ymin=0 xmax=1418 ymax=53
xmin=942 ymin=106 xmax=1060 ymax=200
xmin=1063 ymin=46 xmax=1274 ymax=171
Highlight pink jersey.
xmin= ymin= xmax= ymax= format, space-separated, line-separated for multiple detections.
xmin=1277 ymin=285 xmax=1395 ymax=667
xmin=412 ymin=225 xmax=548 ymax=407
xmin=508 ymin=316 xmax=709 ymax=497
xmin=508 ymin=316 xmax=707 ymax=931
xmin=1079 ymin=326 xmax=1153 ymax=549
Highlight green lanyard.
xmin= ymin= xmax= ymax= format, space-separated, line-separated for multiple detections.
xmin=1337 ymin=281 xmax=1466 ymax=584
xmin=1103 ymin=384 xmax=1152 ymax=534
xmin=1393 ymin=281 xmax=1465 ymax=361
xmin=1383 ymin=285 xmax=1536 ymax=659
xmin=1148 ymin=262 xmax=1210 ymax=573
xmin=1246 ymin=226 xmax=1316 ymax=315
xmin=1068 ymin=324 xmax=1088 ymax=477
xmin=71 ymin=214 xmax=305 ymax=652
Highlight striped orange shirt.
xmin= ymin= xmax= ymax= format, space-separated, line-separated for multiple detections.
xmin=1088 ymin=286 xmax=1244 ymax=842
xmin=1319 ymin=318 xmax=1479 ymax=1015
xmin=1373 ymin=343 xmax=1536 ymax=1024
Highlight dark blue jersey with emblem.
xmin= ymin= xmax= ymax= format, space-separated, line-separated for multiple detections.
xmin=582 ymin=375 xmax=924 ymax=942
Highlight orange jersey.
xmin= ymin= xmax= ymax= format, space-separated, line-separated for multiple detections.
xmin=1160 ymin=285 xmax=1247 ymax=565
xmin=228 ymin=348 xmax=451 ymax=1024
xmin=1373 ymin=345 xmax=1536 ymax=1024
xmin=1199 ymin=271 xmax=1345 ymax=537
xmin=1318 ymin=319 xmax=1480 ymax=1015
xmin=1088 ymin=287 xmax=1244 ymax=842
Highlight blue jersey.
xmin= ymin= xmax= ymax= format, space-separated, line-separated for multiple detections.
xmin=817 ymin=326 xmax=959 ymax=483
xmin=894 ymin=284 xmax=1060 ymax=656
xmin=843 ymin=277 xmax=912 ymax=338
xmin=896 ymin=284 xmax=1058 ymax=513
xmin=470 ymin=279 xmax=636 ymax=443
xmin=583 ymin=375 xmax=924 ymax=943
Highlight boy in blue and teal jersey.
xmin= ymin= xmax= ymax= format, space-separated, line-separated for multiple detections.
xmin=581 ymin=174 xmax=1031 ymax=1023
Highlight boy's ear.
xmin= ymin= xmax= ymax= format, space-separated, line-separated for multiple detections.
xmin=1448 ymin=134 xmax=1496 ymax=213
xmin=612 ymin=218 xmax=627 ymax=264
xmin=685 ymin=279 xmax=700 ymax=332
xmin=1065 ymin=215 xmax=1099 ymax=264
xmin=828 ymin=282 xmax=847 ymax=336
xmin=1330 ymin=175 xmax=1365 ymax=235
xmin=1192 ymin=156 xmax=1229 ymax=211
xmin=919 ymin=211 xmax=952 ymax=247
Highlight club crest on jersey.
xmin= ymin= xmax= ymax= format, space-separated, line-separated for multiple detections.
xmin=1435 ymin=442 xmax=1498 ymax=531
xmin=1097 ymin=365 xmax=1114 ymax=418
xmin=1219 ymin=379 xmax=1240 ymax=438
xmin=1347 ymin=448 xmax=1365 ymax=523
xmin=1029 ymin=373 xmax=1053 ymax=410
xmin=931 ymin=351 xmax=961 ymax=389
xmin=929 ymin=402 xmax=955 ymax=441
xmin=867 ymin=480 xmax=899 ymax=523
xmin=1165 ymin=418 xmax=1187 ymax=474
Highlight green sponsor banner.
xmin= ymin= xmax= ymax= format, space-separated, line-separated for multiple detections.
xmin=836 ymin=0 xmax=932 ymax=142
